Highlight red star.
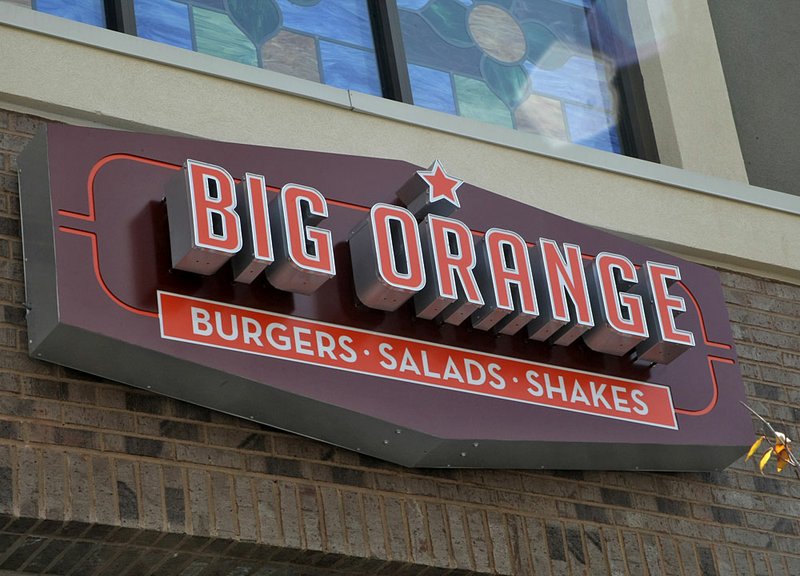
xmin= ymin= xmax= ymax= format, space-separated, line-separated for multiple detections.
xmin=418 ymin=160 xmax=462 ymax=208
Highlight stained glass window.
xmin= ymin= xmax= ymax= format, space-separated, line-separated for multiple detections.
xmin=397 ymin=0 xmax=623 ymax=153
xmin=131 ymin=0 xmax=382 ymax=96
xmin=8 ymin=0 xmax=648 ymax=156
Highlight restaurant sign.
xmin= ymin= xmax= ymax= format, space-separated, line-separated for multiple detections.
xmin=18 ymin=125 xmax=751 ymax=469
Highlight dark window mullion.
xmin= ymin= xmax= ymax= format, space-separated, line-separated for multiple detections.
xmin=104 ymin=0 xmax=137 ymax=35
xmin=367 ymin=0 xmax=413 ymax=104
xmin=588 ymin=1 xmax=659 ymax=162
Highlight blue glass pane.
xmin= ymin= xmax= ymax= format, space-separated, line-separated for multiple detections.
xmin=408 ymin=65 xmax=456 ymax=115
xmin=399 ymin=10 xmax=482 ymax=78
xmin=525 ymin=57 xmax=612 ymax=110
xmin=134 ymin=0 xmax=192 ymax=50
xmin=319 ymin=41 xmax=381 ymax=96
xmin=36 ymin=0 xmax=105 ymax=26
xmin=398 ymin=0 xmax=431 ymax=7
xmin=564 ymin=104 xmax=621 ymax=153
xmin=398 ymin=0 xmax=473 ymax=7
xmin=276 ymin=0 xmax=374 ymax=48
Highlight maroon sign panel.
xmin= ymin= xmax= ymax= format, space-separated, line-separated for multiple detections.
xmin=19 ymin=124 xmax=752 ymax=470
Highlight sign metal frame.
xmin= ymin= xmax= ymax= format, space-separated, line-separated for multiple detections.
xmin=18 ymin=124 xmax=752 ymax=470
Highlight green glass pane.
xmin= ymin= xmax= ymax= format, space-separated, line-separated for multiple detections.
xmin=480 ymin=57 xmax=528 ymax=107
xmin=421 ymin=0 xmax=472 ymax=48
xmin=193 ymin=7 xmax=258 ymax=67
xmin=225 ymin=0 xmax=281 ymax=44
xmin=454 ymin=75 xmax=513 ymax=128
xmin=522 ymin=20 xmax=570 ymax=69
xmin=514 ymin=0 xmax=593 ymax=52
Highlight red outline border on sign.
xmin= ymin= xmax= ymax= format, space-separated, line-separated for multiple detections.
xmin=59 ymin=227 xmax=159 ymax=319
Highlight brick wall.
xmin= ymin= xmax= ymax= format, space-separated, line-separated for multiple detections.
xmin=1 ymin=109 xmax=799 ymax=575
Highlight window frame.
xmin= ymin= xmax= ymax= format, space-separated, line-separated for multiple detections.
xmin=99 ymin=0 xmax=656 ymax=161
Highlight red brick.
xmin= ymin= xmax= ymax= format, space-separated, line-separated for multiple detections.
xmin=341 ymin=490 xmax=367 ymax=558
xmin=405 ymin=500 xmax=431 ymax=567
xmin=42 ymin=450 xmax=66 ymax=521
xmin=11 ymin=114 xmax=39 ymax=135
xmin=115 ymin=459 xmax=139 ymax=528
xmin=255 ymin=478 xmax=283 ymax=548
xmin=466 ymin=508 xmax=491 ymax=573
xmin=90 ymin=456 xmax=116 ymax=526
xmin=0 ymin=372 xmax=20 ymax=393
xmin=318 ymin=486 xmax=346 ymax=555
xmin=0 ymin=444 xmax=14 ymax=515
xmin=232 ymin=476 xmax=257 ymax=542
xmin=298 ymin=484 xmax=322 ymax=551
xmin=27 ymin=423 xmax=99 ymax=450
xmin=583 ymin=525 xmax=608 ymax=574
xmin=64 ymin=380 xmax=97 ymax=404
xmin=277 ymin=480 xmax=302 ymax=549
xmin=763 ymin=282 xmax=800 ymax=301
xmin=0 ymin=394 xmax=60 ymax=420
xmin=139 ymin=462 xmax=164 ymax=532
xmin=719 ymin=271 xmax=765 ymax=292
xmin=486 ymin=510 xmax=511 ymax=574
xmin=273 ymin=434 xmax=336 ymax=461
xmin=602 ymin=527 xmax=627 ymax=576
xmin=94 ymin=385 xmax=127 ymax=410
xmin=383 ymin=496 xmax=410 ymax=563
xmin=362 ymin=493 xmax=387 ymax=560
xmin=210 ymin=472 xmax=236 ymax=539
xmin=163 ymin=465 xmax=186 ymax=532
xmin=621 ymin=530 xmax=645 ymax=575
xmin=445 ymin=505 xmax=472 ymax=571
xmin=66 ymin=453 xmax=91 ymax=524
xmin=207 ymin=426 xmax=269 ymax=452
xmin=64 ymin=406 xmax=135 ymax=431
xmin=175 ymin=443 xmax=242 ymax=470
xmin=186 ymin=469 xmax=211 ymax=537
xmin=525 ymin=517 xmax=554 ymax=575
